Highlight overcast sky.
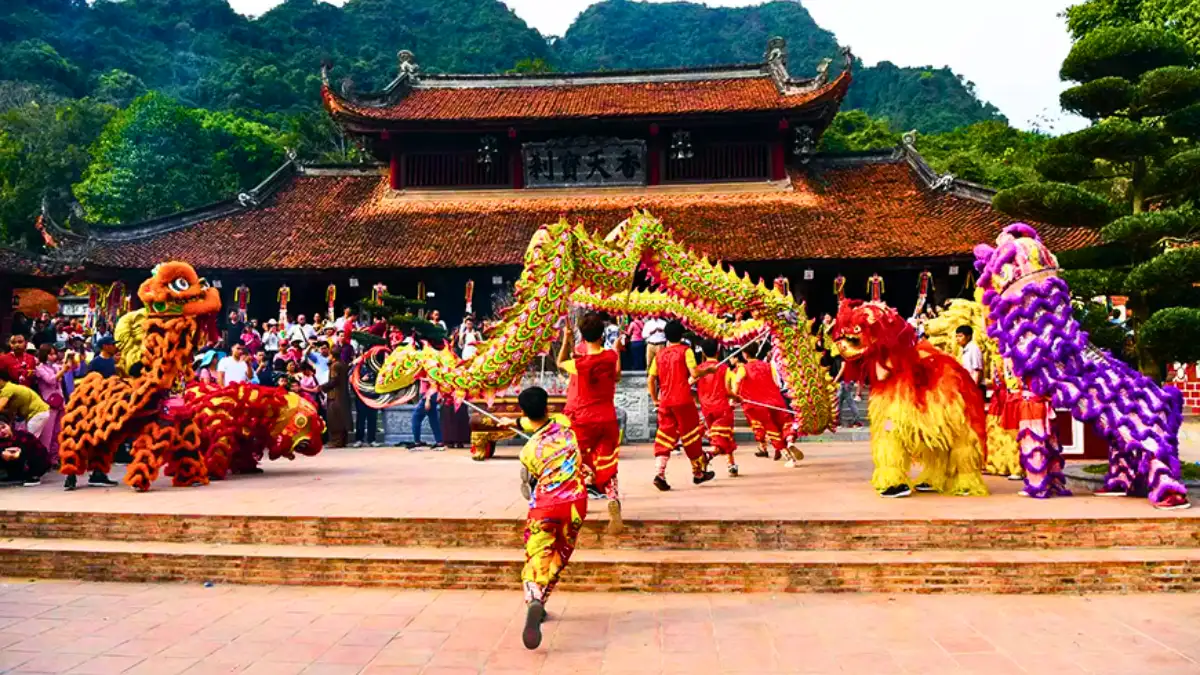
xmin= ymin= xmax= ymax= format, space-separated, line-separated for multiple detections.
xmin=227 ymin=0 xmax=1086 ymax=133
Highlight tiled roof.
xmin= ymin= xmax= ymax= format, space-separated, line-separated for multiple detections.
xmin=324 ymin=70 xmax=851 ymax=124
xmin=0 ymin=247 xmax=79 ymax=279
xmin=78 ymin=159 xmax=1098 ymax=271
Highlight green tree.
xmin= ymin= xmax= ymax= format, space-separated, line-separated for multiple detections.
xmin=818 ymin=110 xmax=899 ymax=152
xmin=993 ymin=21 xmax=1200 ymax=373
xmin=917 ymin=121 xmax=1049 ymax=189
xmin=0 ymin=96 xmax=114 ymax=244
xmin=74 ymin=92 xmax=284 ymax=224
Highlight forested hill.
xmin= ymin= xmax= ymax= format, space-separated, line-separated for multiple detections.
xmin=2 ymin=0 xmax=1002 ymax=132
xmin=554 ymin=1 xmax=1004 ymax=133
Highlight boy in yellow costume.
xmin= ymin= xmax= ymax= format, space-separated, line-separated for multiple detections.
xmin=501 ymin=386 xmax=588 ymax=650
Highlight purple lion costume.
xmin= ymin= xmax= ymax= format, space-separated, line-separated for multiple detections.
xmin=974 ymin=223 xmax=1190 ymax=510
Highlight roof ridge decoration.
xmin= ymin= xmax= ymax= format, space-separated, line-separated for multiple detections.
xmin=900 ymin=131 xmax=996 ymax=205
xmin=765 ymin=38 xmax=853 ymax=96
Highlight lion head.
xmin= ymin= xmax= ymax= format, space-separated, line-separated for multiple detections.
xmin=272 ymin=393 xmax=324 ymax=458
xmin=973 ymin=223 xmax=1059 ymax=299
xmin=138 ymin=261 xmax=221 ymax=318
xmin=832 ymin=300 xmax=917 ymax=365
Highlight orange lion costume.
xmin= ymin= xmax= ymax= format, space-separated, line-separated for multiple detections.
xmin=184 ymin=382 xmax=324 ymax=478
xmin=58 ymin=262 xmax=221 ymax=491
xmin=832 ymin=300 xmax=988 ymax=498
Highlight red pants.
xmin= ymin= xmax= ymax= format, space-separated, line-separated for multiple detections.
xmin=654 ymin=403 xmax=709 ymax=477
xmin=702 ymin=407 xmax=737 ymax=456
xmin=571 ymin=418 xmax=620 ymax=495
xmin=523 ymin=498 xmax=587 ymax=605
xmin=744 ymin=405 xmax=791 ymax=452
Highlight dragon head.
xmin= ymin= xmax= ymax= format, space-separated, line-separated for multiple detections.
xmin=138 ymin=261 xmax=221 ymax=318
xmin=832 ymin=300 xmax=916 ymax=365
xmin=272 ymin=393 xmax=324 ymax=458
xmin=973 ymin=223 xmax=1059 ymax=299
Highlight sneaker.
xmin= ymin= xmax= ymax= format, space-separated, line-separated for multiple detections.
xmin=1093 ymin=487 xmax=1128 ymax=497
xmin=914 ymin=483 xmax=935 ymax=492
xmin=520 ymin=467 xmax=533 ymax=501
xmin=607 ymin=500 xmax=624 ymax=535
xmin=432 ymin=443 xmax=446 ymax=451
xmin=788 ymin=445 xmax=805 ymax=462
xmin=773 ymin=450 xmax=782 ymax=461
xmin=672 ymin=448 xmax=682 ymax=456
xmin=350 ymin=441 xmax=364 ymax=448
xmin=370 ymin=441 xmax=385 ymax=447
xmin=754 ymin=449 xmax=769 ymax=458
xmin=692 ymin=470 xmax=716 ymax=485
xmin=1007 ymin=474 xmax=1024 ymax=481
xmin=63 ymin=475 xmax=77 ymax=491
xmin=1018 ymin=490 xmax=1030 ymax=497
xmin=586 ymin=486 xmax=607 ymax=500
xmin=784 ymin=460 xmax=796 ymax=469
xmin=23 ymin=478 xmax=41 ymax=487
xmin=88 ymin=472 xmax=118 ymax=487
xmin=1153 ymin=494 xmax=1192 ymax=510
xmin=728 ymin=464 xmax=739 ymax=477
xmin=653 ymin=476 xmax=671 ymax=492
xmin=880 ymin=485 xmax=912 ymax=498
xmin=522 ymin=600 xmax=545 ymax=650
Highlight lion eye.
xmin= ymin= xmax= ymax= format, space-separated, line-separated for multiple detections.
xmin=168 ymin=278 xmax=191 ymax=293
xmin=295 ymin=416 xmax=308 ymax=428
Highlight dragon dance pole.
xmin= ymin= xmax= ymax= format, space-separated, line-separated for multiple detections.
xmin=458 ymin=398 xmax=533 ymax=441
xmin=714 ymin=331 xmax=768 ymax=369
xmin=738 ymin=397 xmax=799 ymax=416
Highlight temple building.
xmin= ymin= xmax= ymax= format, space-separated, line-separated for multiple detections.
xmin=33 ymin=39 xmax=1096 ymax=325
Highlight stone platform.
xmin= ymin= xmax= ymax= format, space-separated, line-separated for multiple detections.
xmin=2 ymin=443 xmax=1199 ymax=594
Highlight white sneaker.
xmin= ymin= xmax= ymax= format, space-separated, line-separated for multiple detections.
xmin=1007 ymin=474 xmax=1023 ymax=481
xmin=351 ymin=441 xmax=364 ymax=448
xmin=784 ymin=460 xmax=797 ymax=469
xmin=23 ymin=478 xmax=41 ymax=487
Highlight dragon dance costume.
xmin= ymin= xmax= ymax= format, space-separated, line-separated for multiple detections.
xmin=737 ymin=357 xmax=801 ymax=465
xmin=561 ymin=346 xmax=623 ymax=532
xmin=519 ymin=414 xmax=587 ymax=649
xmin=649 ymin=343 xmax=712 ymax=487
xmin=697 ymin=357 xmax=738 ymax=474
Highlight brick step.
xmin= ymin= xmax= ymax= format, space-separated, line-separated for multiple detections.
xmin=4 ymin=511 xmax=1199 ymax=551
xmin=2 ymin=538 xmax=1197 ymax=593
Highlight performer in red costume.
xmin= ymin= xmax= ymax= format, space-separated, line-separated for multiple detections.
xmin=737 ymin=342 xmax=804 ymax=467
xmin=694 ymin=338 xmax=739 ymax=477
xmin=558 ymin=312 xmax=623 ymax=534
xmin=647 ymin=320 xmax=714 ymax=491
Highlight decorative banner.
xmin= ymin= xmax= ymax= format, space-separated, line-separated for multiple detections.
xmin=417 ymin=281 xmax=426 ymax=302
xmin=234 ymin=285 xmax=250 ymax=322
xmin=867 ymin=274 xmax=884 ymax=303
xmin=914 ymin=269 xmax=934 ymax=317
xmin=34 ymin=215 xmax=57 ymax=249
xmin=464 ymin=280 xmax=475 ymax=315
xmin=371 ymin=283 xmax=387 ymax=306
xmin=774 ymin=276 xmax=791 ymax=296
xmin=278 ymin=284 xmax=291 ymax=323
xmin=326 ymin=284 xmax=337 ymax=320
xmin=833 ymin=275 xmax=846 ymax=303
xmin=523 ymin=137 xmax=647 ymax=188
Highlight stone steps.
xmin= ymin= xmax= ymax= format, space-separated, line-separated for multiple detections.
xmin=4 ymin=510 xmax=1198 ymax=551
xmin=3 ymin=537 xmax=1197 ymax=593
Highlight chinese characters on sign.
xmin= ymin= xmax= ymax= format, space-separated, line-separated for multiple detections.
xmin=523 ymin=138 xmax=647 ymax=188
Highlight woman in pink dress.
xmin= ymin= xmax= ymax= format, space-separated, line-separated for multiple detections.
xmin=33 ymin=345 xmax=71 ymax=466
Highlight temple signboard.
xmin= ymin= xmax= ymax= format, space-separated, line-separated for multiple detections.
xmin=522 ymin=137 xmax=646 ymax=188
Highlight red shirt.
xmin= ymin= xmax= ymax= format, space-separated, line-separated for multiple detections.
xmin=739 ymin=359 xmax=786 ymax=408
xmin=651 ymin=343 xmax=696 ymax=407
xmin=696 ymin=359 xmax=732 ymax=414
xmin=564 ymin=349 xmax=618 ymax=424
xmin=13 ymin=353 xmax=37 ymax=387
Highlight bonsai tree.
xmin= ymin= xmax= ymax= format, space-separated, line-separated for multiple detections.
xmin=993 ymin=21 xmax=1200 ymax=375
xmin=354 ymin=291 xmax=447 ymax=347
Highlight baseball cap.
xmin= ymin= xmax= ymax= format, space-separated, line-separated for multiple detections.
xmin=97 ymin=336 xmax=116 ymax=347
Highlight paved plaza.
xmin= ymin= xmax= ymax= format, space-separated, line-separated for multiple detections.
xmin=5 ymin=436 xmax=1200 ymax=522
xmin=2 ymin=581 xmax=1200 ymax=674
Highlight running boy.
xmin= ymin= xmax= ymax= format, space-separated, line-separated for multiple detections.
xmin=737 ymin=342 xmax=804 ymax=467
xmin=502 ymin=387 xmax=587 ymax=651
xmin=558 ymin=312 xmax=623 ymax=533
xmin=693 ymin=338 xmax=739 ymax=476
xmin=647 ymin=320 xmax=714 ymax=490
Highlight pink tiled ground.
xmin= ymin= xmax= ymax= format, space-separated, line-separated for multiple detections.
xmin=5 ymin=439 xmax=1199 ymax=522
xmin=1 ymin=580 xmax=1199 ymax=674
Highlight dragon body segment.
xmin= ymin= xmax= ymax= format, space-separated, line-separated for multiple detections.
xmin=373 ymin=211 xmax=835 ymax=435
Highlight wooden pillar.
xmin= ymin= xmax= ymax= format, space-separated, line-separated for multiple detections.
xmin=771 ymin=118 xmax=789 ymax=181
xmin=510 ymin=128 xmax=524 ymax=189
xmin=385 ymin=132 xmax=403 ymax=190
xmin=648 ymin=123 xmax=662 ymax=186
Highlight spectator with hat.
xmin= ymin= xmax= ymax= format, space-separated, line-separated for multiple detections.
xmin=88 ymin=337 xmax=119 ymax=379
